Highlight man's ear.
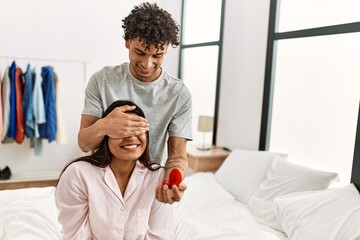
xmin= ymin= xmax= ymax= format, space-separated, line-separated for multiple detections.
xmin=125 ymin=39 xmax=131 ymax=49
xmin=162 ymin=43 xmax=170 ymax=54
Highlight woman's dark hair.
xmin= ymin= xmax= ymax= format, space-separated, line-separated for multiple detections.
xmin=122 ymin=2 xmax=180 ymax=51
xmin=56 ymin=100 xmax=161 ymax=186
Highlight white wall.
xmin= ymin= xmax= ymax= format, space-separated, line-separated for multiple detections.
xmin=217 ymin=0 xmax=271 ymax=150
xmin=0 ymin=0 xmax=181 ymax=176
xmin=0 ymin=0 xmax=271 ymax=177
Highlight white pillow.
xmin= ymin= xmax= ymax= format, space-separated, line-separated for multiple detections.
xmin=274 ymin=184 xmax=360 ymax=240
xmin=215 ymin=148 xmax=288 ymax=204
xmin=247 ymin=156 xmax=338 ymax=231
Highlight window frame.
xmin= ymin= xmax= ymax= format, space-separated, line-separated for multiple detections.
xmin=178 ymin=0 xmax=226 ymax=145
xmin=260 ymin=0 xmax=360 ymax=183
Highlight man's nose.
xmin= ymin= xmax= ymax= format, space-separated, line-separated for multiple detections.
xmin=141 ymin=57 xmax=152 ymax=69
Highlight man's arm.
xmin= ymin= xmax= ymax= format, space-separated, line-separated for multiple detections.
xmin=165 ymin=137 xmax=188 ymax=179
xmin=156 ymin=137 xmax=188 ymax=204
xmin=78 ymin=115 xmax=104 ymax=152
xmin=78 ymin=105 xmax=149 ymax=152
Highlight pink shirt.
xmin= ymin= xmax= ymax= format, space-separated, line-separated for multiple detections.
xmin=55 ymin=161 xmax=174 ymax=240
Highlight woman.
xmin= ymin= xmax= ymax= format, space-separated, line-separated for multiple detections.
xmin=55 ymin=100 xmax=174 ymax=240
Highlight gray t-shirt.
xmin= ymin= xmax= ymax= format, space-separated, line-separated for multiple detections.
xmin=82 ymin=62 xmax=192 ymax=165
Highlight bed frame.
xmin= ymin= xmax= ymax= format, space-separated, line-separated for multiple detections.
xmin=351 ymin=101 xmax=360 ymax=191
xmin=0 ymin=179 xmax=57 ymax=190
xmin=0 ymin=171 xmax=59 ymax=190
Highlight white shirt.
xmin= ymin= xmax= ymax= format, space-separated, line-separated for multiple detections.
xmin=55 ymin=161 xmax=174 ymax=240
xmin=0 ymin=69 xmax=3 ymax=143
xmin=1 ymin=67 xmax=10 ymax=141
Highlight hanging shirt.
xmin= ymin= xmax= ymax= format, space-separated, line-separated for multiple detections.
xmin=15 ymin=67 xmax=25 ymax=144
xmin=32 ymin=68 xmax=46 ymax=125
xmin=39 ymin=66 xmax=56 ymax=142
xmin=23 ymin=64 xmax=35 ymax=139
xmin=0 ymin=69 xmax=2 ymax=144
xmin=32 ymin=67 xmax=46 ymax=156
xmin=1 ymin=66 xmax=12 ymax=142
xmin=8 ymin=61 xmax=16 ymax=138
xmin=54 ymin=72 xmax=67 ymax=144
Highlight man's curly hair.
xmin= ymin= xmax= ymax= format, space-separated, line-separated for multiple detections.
xmin=122 ymin=2 xmax=180 ymax=51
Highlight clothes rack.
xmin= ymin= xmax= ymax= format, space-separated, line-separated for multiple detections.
xmin=0 ymin=55 xmax=89 ymax=183
xmin=0 ymin=55 xmax=89 ymax=84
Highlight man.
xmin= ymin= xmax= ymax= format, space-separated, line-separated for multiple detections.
xmin=78 ymin=2 xmax=192 ymax=204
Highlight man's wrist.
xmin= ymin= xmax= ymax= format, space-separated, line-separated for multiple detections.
xmin=94 ymin=118 xmax=107 ymax=137
xmin=165 ymin=163 xmax=185 ymax=172
xmin=167 ymin=156 xmax=188 ymax=162
xmin=165 ymin=156 xmax=188 ymax=172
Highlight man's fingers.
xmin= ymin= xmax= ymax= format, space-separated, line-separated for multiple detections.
xmin=162 ymin=185 xmax=175 ymax=204
xmin=162 ymin=185 xmax=171 ymax=203
xmin=178 ymin=182 xmax=187 ymax=192
xmin=172 ymin=185 xmax=182 ymax=202
xmin=156 ymin=184 xmax=183 ymax=204
xmin=117 ymin=105 xmax=136 ymax=112
xmin=114 ymin=105 xmax=148 ymax=124
xmin=133 ymin=125 xmax=149 ymax=132
xmin=156 ymin=184 xmax=164 ymax=202
xmin=127 ymin=115 xmax=149 ymax=131
xmin=128 ymin=114 xmax=148 ymax=123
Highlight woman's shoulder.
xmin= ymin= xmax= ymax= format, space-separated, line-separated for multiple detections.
xmin=60 ymin=161 xmax=105 ymax=186
xmin=63 ymin=161 xmax=101 ymax=176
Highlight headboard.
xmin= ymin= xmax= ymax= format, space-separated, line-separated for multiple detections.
xmin=351 ymin=101 xmax=360 ymax=192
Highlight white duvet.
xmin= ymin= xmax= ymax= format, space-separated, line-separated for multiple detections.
xmin=173 ymin=172 xmax=282 ymax=240
xmin=0 ymin=173 xmax=283 ymax=240
xmin=0 ymin=187 xmax=61 ymax=240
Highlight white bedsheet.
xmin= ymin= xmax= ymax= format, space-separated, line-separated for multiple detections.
xmin=173 ymin=172 xmax=284 ymax=240
xmin=0 ymin=187 xmax=61 ymax=240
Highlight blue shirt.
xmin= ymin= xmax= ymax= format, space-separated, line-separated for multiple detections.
xmin=23 ymin=64 xmax=35 ymax=138
xmin=8 ymin=61 xmax=17 ymax=138
xmin=39 ymin=66 xmax=57 ymax=142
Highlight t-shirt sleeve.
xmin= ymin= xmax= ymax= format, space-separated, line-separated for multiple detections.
xmin=82 ymin=72 xmax=103 ymax=118
xmin=168 ymin=86 xmax=193 ymax=141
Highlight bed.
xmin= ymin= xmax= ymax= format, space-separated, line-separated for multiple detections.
xmin=1 ymin=105 xmax=360 ymax=240
xmin=1 ymin=146 xmax=360 ymax=240
xmin=174 ymin=149 xmax=360 ymax=240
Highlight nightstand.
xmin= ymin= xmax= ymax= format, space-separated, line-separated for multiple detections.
xmin=186 ymin=145 xmax=230 ymax=172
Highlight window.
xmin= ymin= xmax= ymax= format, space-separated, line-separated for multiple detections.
xmin=179 ymin=0 xmax=225 ymax=147
xmin=261 ymin=0 xmax=360 ymax=185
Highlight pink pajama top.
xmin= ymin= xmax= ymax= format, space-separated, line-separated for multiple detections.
xmin=55 ymin=161 xmax=174 ymax=240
